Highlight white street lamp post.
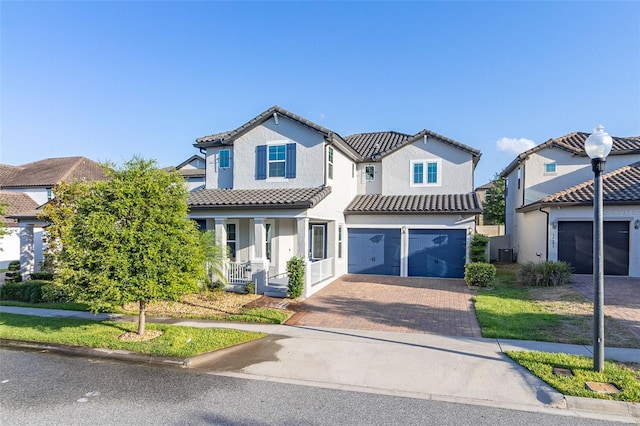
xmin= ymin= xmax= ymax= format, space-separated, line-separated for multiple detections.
xmin=584 ymin=125 xmax=613 ymax=372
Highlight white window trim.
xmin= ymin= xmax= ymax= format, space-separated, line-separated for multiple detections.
xmin=226 ymin=221 xmax=239 ymax=261
xmin=327 ymin=147 xmax=334 ymax=181
xmin=219 ymin=149 xmax=231 ymax=169
xmin=544 ymin=162 xmax=557 ymax=175
xmin=363 ymin=165 xmax=375 ymax=182
xmin=265 ymin=220 xmax=275 ymax=266
xmin=310 ymin=224 xmax=326 ymax=260
xmin=410 ymin=159 xmax=442 ymax=187
xmin=266 ymin=140 xmax=289 ymax=182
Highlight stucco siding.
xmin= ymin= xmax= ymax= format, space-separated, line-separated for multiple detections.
xmin=205 ymin=147 xmax=233 ymax=189
xmin=381 ymin=140 xmax=474 ymax=195
xmin=515 ymin=210 xmax=547 ymax=263
xmin=356 ymin=163 xmax=382 ymax=194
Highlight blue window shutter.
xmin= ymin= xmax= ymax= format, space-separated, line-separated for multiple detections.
xmin=256 ymin=145 xmax=267 ymax=180
xmin=285 ymin=143 xmax=296 ymax=178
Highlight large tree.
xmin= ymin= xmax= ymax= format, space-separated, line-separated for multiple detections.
xmin=43 ymin=157 xmax=206 ymax=335
xmin=0 ymin=200 xmax=8 ymax=241
xmin=482 ymin=174 xmax=506 ymax=225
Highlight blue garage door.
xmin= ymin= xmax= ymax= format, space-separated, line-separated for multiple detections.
xmin=348 ymin=228 xmax=401 ymax=276
xmin=408 ymin=229 xmax=467 ymax=278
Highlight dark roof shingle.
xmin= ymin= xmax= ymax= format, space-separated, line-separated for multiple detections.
xmin=0 ymin=191 xmax=39 ymax=226
xmin=344 ymin=193 xmax=482 ymax=214
xmin=0 ymin=157 xmax=105 ymax=188
xmin=188 ymin=186 xmax=331 ymax=209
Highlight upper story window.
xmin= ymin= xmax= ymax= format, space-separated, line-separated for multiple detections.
xmin=219 ymin=149 xmax=230 ymax=169
xmin=256 ymin=142 xmax=296 ymax=180
xmin=46 ymin=189 xmax=53 ymax=201
xmin=327 ymin=147 xmax=334 ymax=180
xmin=544 ymin=162 xmax=557 ymax=174
xmin=410 ymin=159 xmax=441 ymax=186
xmin=517 ymin=167 xmax=521 ymax=189
xmin=364 ymin=165 xmax=375 ymax=182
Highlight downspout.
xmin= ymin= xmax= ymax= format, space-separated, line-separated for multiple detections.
xmin=538 ymin=207 xmax=549 ymax=260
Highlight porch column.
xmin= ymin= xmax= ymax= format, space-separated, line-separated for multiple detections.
xmin=296 ymin=217 xmax=309 ymax=260
xmin=19 ymin=224 xmax=35 ymax=277
xmin=214 ymin=217 xmax=228 ymax=256
xmin=251 ymin=218 xmax=269 ymax=293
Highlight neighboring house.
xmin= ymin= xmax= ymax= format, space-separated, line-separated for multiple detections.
xmin=500 ymin=132 xmax=640 ymax=277
xmin=0 ymin=191 xmax=38 ymax=269
xmin=188 ymin=106 xmax=482 ymax=297
xmin=166 ymin=155 xmax=206 ymax=192
xmin=0 ymin=156 xmax=105 ymax=276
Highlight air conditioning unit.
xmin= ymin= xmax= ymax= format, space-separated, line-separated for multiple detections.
xmin=499 ymin=249 xmax=513 ymax=264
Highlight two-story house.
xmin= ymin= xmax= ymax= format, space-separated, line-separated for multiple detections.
xmin=188 ymin=106 xmax=482 ymax=297
xmin=500 ymin=131 xmax=640 ymax=277
xmin=0 ymin=157 xmax=105 ymax=274
xmin=166 ymin=155 xmax=206 ymax=192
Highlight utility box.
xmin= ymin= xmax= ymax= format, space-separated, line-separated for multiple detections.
xmin=499 ymin=249 xmax=513 ymax=264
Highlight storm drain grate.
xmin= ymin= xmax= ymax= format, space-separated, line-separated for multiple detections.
xmin=585 ymin=382 xmax=620 ymax=394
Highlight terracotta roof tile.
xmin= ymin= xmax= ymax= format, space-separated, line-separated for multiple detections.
xmin=0 ymin=191 xmax=39 ymax=226
xmin=188 ymin=186 xmax=331 ymax=209
xmin=344 ymin=193 xmax=481 ymax=214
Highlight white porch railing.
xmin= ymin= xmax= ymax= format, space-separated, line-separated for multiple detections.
xmin=226 ymin=261 xmax=251 ymax=284
xmin=309 ymin=257 xmax=333 ymax=285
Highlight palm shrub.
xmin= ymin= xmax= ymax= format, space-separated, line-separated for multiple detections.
xmin=470 ymin=234 xmax=489 ymax=263
xmin=287 ymin=256 xmax=305 ymax=298
xmin=517 ymin=261 xmax=572 ymax=286
xmin=464 ymin=262 xmax=496 ymax=287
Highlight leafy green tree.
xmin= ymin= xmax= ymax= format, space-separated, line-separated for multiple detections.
xmin=0 ymin=200 xmax=8 ymax=242
xmin=482 ymin=174 xmax=506 ymax=225
xmin=43 ymin=157 xmax=207 ymax=335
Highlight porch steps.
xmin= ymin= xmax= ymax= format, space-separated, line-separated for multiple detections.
xmin=225 ymin=284 xmax=247 ymax=294
xmin=264 ymin=284 xmax=288 ymax=298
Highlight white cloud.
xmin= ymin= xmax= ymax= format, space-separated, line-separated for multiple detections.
xmin=319 ymin=113 xmax=326 ymax=120
xmin=496 ymin=137 xmax=536 ymax=156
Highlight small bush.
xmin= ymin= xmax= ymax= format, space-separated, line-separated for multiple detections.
xmin=464 ymin=262 xmax=496 ymax=287
xmin=5 ymin=260 xmax=22 ymax=283
xmin=0 ymin=280 xmax=59 ymax=303
xmin=39 ymin=283 xmax=72 ymax=303
xmin=209 ymin=280 xmax=226 ymax=291
xmin=287 ymin=256 xmax=305 ymax=298
xmin=517 ymin=261 xmax=573 ymax=286
xmin=30 ymin=271 xmax=55 ymax=281
xmin=470 ymin=234 xmax=489 ymax=263
xmin=244 ymin=281 xmax=255 ymax=294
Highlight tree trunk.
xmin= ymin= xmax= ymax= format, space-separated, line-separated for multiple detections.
xmin=138 ymin=300 xmax=146 ymax=336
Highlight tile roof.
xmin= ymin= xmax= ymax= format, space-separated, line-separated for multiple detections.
xmin=501 ymin=132 xmax=640 ymax=177
xmin=518 ymin=161 xmax=640 ymax=211
xmin=188 ymin=186 xmax=332 ymax=209
xmin=0 ymin=191 xmax=39 ymax=226
xmin=0 ymin=156 xmax=105 ymax=188
xmin=344 ymin=193 xmax=482 ymax=214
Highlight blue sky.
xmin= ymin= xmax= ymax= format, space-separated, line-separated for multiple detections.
xmin=1 ymin=1 xmax=639 ymax=186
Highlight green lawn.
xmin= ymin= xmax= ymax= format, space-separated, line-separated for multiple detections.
xmin=507 ymin=351 xmax=640 ymax=402
xmin=0 ymin=313 xmax=266 ymax=358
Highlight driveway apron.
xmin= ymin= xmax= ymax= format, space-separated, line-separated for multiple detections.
xmin=286 ymin=274 xmax=481 ymax=337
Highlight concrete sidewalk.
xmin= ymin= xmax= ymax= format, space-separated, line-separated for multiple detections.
xmin=2 ymin=306 xmax=640 ymax=422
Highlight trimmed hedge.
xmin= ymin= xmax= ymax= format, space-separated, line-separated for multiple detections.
xmin=0 ymin=281 xmax=71 ymax=303
xmin=470 ymin=234 xmax=489 ymax=263
xmin=30 ymin=271 xmax=55 ymax=281
xmin=5 ymin=260 xmax=22 ymax=283
xmin=287 ymin=256 xmax=305 ymax=298
xmin=517 ymin=261 xmax=572 ymax=286
xmin=464 ymin=262 xmax=496 ymax=287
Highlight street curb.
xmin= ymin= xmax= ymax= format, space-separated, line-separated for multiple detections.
xmin=565 ymin=395 xmax=640 ymax=419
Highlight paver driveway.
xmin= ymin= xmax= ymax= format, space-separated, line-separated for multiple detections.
xmin=286 ymin=274 xmax=481 ymax=337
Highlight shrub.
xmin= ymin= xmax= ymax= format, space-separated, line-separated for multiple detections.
xmin=286 ymin=256 xmax=305 ymax=298
xmin=30 ymin=271 xmax=55 ymax=281
xmin=517 ymin=261 xmax=572 ymax=286
xmin=5 ymin=260 xmax=22 ymax=283
xmin=244 ymin=281 xmax=255 ymax=294
xmin=0 ymin=280 xmax=61 ymax=303
xmin=469 ymin=234 xmax=489 ymax=263
xmin=209 ymin=280 xmax=226 ymax=291
xmin=39 ymin=283 xmax=72 ymax=303
xmin=464 ymin=262 xmax=496 ymax=287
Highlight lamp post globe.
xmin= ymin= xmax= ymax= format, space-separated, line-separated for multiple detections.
xmin=585 ymin=125 xmax=612 ymax=373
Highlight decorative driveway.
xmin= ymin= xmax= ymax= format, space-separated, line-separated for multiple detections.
xmin=286 ymin=274 xmax=482 ymax=337
xmin=572 ymin=275 xmax=640 ymax=338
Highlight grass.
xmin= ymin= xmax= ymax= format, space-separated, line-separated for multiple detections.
xmin=507 ymin=351 xmax=640 ymax=402
xmin=0 ymin=300 xmax=92 ymax=311
xmin=0 ymin=312 xmax=266 ymax=358
xmin=472 ymin=265 xmax=640 ymax=348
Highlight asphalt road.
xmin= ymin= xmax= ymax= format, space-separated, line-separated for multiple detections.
xmin=0 ymin=348 xmax=630 ymax=425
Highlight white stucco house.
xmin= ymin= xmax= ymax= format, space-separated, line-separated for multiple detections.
xmin=500 ymin=131 xmax=640 ymax=277
xmin=188 ymin=106 xmax=482 ymax=297
xmin=0 ymin=157 xmax=105 ymax=276
xmin=166 ymin=155 xmax=206 ymax=192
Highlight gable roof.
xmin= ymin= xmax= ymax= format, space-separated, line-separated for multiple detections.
xmin=188 ymin=186 xmax=332 ymax=209
xmin=194 ymin=106 xmax=481 ymax=163
xmin=344 ymin=193 xmax=481 ymax=215
xmin=175 ymin=154 xmax=204 ymax=170
xmin=501 ymin=132 xmax=640 ymax=177
xmin=0 ymin=191 xmax=39 ymax=226
xmin=0 ymin=156 xmax=105 ymax=189
xmin=517 ymin=161 xmax=640 ymax=212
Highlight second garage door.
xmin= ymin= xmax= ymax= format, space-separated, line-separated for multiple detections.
xmin=348 ymin=228 xmax=401 ymax=276
xmin=408 ymin=229 xmax=467 ymax=278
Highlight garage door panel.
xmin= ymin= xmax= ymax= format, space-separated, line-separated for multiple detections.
xmin=408 ymin=229 xmax=466 ymax=278
xmin=348 ymin=229 xmax=400 ymax=276
xmin=557 ymin=221 xmax=629 ymax=276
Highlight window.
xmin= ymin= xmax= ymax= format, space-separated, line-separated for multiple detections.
xmin=364 ymin=165 xmax=375 ymax=182
xmin=46 ymin=189 xmax=53 ymax=201
xmin=338 ymin=225 xmax=343 ymax=259
xmin=227 ymin=223 xmax=236 ymax=260
xmin=219 ymin=149 xmax=230 ymax=169
xmin=410 ymin=159 xmax=441 ymax=186
xmin=265 ymin=223 xmax=272 ymax=262
xmin=268 ymin=145 xmax=286 ymax=177
xmin=327 ymin=147 xmax=334 ymax=180
xmin=310 ymin=224 xmax=326 ymax=260
xmin=351 ymin=163 xmax=355 ymax=178
xmin=517 ymin=168 xmax=521 ymax=189
xmin=545 ymin=162 xmax=557 ymax=174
